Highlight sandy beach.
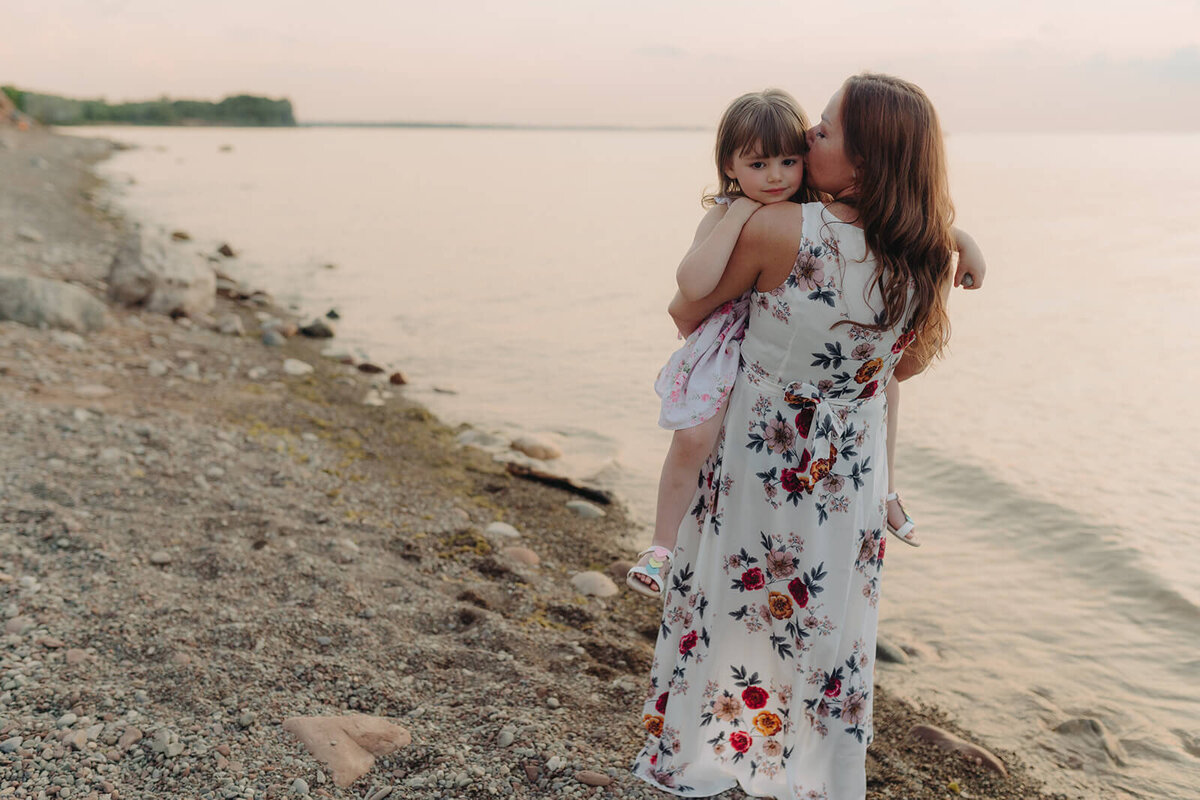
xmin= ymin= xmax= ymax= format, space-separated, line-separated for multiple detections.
xmin=0 ymin=127 xmax=1063 ymax=800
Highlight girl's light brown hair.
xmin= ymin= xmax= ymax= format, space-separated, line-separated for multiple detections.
xmin=704 ymin=89 xmax=821 ymax=207
xmin=838 ymin=73 xmax=955 ymax=363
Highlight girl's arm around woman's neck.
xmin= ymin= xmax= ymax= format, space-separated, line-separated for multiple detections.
xmin=668 ymin=202 xmax=806 ymax=335
xmin=676 ymin=201 xmax=760 ymax=302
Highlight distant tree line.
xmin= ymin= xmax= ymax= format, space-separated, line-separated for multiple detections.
xmin=0 ymin=87 xmax=295 ymax=126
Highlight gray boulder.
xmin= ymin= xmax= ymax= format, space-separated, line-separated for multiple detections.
xmin=108 ymin=230 xmax=215 ymax=317
xmin=1053 ymin=717 xmax=1128 ymax=765
xmin=0 ymin=270 xmax=108 ymax=332
xmin=875 ymin=636 xmax=909 ymax=664
xmin=570 ymin=571 xmax=618 ymax=597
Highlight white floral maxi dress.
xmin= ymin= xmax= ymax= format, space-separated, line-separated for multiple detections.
xmin=632 ymin=203 xmax=917 ymax=800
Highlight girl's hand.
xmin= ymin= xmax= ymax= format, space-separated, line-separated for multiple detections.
xmin=951 ymin=228 xmax=987 ymax=290
xmin=954 ymin=253 xmax=986 ymax=289
xmin=957 ymin=262 xmax=984 ymax=289
xmin=726 ymin=196 xmax=763 ymax=221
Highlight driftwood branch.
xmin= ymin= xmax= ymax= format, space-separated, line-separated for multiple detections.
xmin=504 ymin=462 xmax=613 ymax=505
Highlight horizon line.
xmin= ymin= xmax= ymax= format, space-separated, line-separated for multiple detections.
xmin=296 ymin=120 xmax=1200 ymax=135
xmin=298 ymin=121 xmax=708 ymax=132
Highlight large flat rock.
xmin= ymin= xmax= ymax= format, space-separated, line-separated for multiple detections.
xmin=107 ymin=230 xmax=215 ymax=317
xmin=0 ymin=270 xmax=108 ymax=332
xmin=282 ymin=714 xmax=411 ymax=787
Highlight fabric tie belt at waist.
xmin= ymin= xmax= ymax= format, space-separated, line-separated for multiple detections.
xmin=755 ymin=379 xmax=884 ymax=477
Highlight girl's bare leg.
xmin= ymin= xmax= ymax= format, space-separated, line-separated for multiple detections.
xmin=885 ymin=379 xmax=915 ymax=535
xmin=631 ymin=407 xmax=727 ymax=592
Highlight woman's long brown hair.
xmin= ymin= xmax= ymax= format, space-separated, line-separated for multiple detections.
xmin=839 ymin=73 xmax=955 ymax=363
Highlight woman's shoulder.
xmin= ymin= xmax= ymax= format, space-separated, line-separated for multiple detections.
xmin=752 ymin=200 xmax=829 ymax=225
xmin=750 ymin=200 xmax=807 ymax=227
xmin=735 ymin=203 xmax=807 ymax=280
xmin=741 ymin=201 xmax=806 ymax=248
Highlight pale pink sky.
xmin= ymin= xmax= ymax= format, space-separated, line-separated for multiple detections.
xmin=4 ymin=0 xmax=1199 ymax=131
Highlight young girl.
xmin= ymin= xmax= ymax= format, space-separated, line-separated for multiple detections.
xmin=626 ymin=89 xmax=986 ymax=596
xmin=627 ymin=89 xmax=820 ymax=597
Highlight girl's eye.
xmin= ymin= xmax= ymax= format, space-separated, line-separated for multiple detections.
xmin=783 ymin=159 xmax=797 ymax=166
xmin=750 ymin=162 xmax=765 ymax=169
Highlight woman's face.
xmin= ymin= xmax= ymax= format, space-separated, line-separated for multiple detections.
xmin=805 ymin=88 xmax=857 ymax=198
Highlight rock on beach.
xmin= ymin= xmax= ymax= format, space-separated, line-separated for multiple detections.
xmin=282 ymin=714 xmax=411 ymax=787
xmin=575 ymin=770 xmax=614 ymax=787
xmin=566 ymin=500 xmax=606 ymax=519
xmin=107 ymin=230 xmax=216 ymax=317
xmin=570 ymin=571 xmax=618 ymax=597
xmin=485 ymin=521 xmax=520 ymax=539
xmin=283 ymin=358 xmax=314 ymax=376
xmin=218 ymin=313 xmax=245 ymax=336
xmin=511 ymin=434 xmax=562 ymax=460
xmin=0 ymin=270 xmax=109 ymax=332
xmin=65 ymin=648 xmax=90 ymax=665
xmin=607 ymin=559 xmax=634 ymax=582
xmin=876 ymin=635 xmax=909 ymax=664
xmin=299 ymin=318 xmax=335 ymax=338
xmin=1053 ymin=716 xmax=1128 ymax=765
xmin=501 ymin=546 xmax=540 ymax=566
xmin=909 ymin=724 xmax=1007 ymax=776
xmin=16 ymin=224 xmax=44 ymax=242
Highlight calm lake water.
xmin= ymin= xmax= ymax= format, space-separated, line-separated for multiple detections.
xmin=73 ymin=125 xmax=1200 ymax=799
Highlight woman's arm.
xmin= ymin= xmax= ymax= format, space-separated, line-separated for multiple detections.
xmin=669 ymin=202 xmax=804 ymax=335
xmin=676 ymin=197 xmax=762 ymax=301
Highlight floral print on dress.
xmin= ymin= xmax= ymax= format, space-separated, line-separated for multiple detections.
xmin=633 ymin=203 xmax=911 ymax=799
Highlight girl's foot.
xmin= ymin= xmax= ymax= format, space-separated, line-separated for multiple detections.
xmin=626 ymin=546 xmax=673 ymax=598
xmin=886 ymin=492 xmax=921 ymax=547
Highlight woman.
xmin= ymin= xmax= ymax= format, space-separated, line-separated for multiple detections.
xmin=631 ymin=73 xmax=955 ymax=800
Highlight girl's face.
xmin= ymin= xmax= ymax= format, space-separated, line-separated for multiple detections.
xmin=805 ymin=88 xmax=857 ymax=198
xmin=724 ymin=142 xmax=804 ymax=205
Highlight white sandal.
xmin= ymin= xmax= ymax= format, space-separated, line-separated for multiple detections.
xmin=885 ymin=492 xmax=921 ymax=547
xmin=626 ymin=546 xmax=673 ymax=598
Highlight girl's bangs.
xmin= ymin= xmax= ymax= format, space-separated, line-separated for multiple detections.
xmin=741 ymin=108 xmax=807 ymax=157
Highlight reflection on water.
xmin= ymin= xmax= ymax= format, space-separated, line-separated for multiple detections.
xmin=78 ymin=126 xmax=1200 ymax=798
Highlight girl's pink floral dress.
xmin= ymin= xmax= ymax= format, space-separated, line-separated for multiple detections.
xmin=656 ymin=196 xmax=751 ymax=430
xmin=654 ymin=292 xmax=750 ymax=430
xmin=633 ymin=203 xmax=916 ymax=800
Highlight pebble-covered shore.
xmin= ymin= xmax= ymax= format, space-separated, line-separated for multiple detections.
xmin=0 ymin=128 xmax=1063 ymax=800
